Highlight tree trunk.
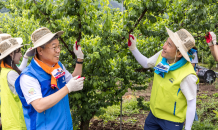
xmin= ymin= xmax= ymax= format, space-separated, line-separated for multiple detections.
xmin=80 ymin=119 xmax=90 ymax=130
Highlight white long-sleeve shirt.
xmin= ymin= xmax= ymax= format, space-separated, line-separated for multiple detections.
xmin=131 ymin=48 xmax=197 ymax=130
xmin=7 ymin=57 xmax=28 ymax=95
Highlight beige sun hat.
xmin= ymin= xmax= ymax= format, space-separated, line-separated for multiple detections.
xmin=0 ymin=35 xmax=23 ymax=60
xmin=25 ymin=27 xmax=64 ymax=57
xmin=0 ymin=33 xmax=12 ymax=43
xmin=166 ymin=27 xmax=195 ymax=62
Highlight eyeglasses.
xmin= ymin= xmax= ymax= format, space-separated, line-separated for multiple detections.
xmin=43 ymin=45 xmax=62 ymax=52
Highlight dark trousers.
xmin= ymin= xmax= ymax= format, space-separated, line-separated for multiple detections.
xmin=144 ymin=111 xmax=184 ymax=130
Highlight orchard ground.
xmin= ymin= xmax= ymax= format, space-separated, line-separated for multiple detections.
xmin=89 ymin=73 xmax=218 ymax=130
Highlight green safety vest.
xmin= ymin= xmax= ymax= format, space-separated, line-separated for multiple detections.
xmin=0 ymin=72 xmax=1 ymax=114
xmin=150 ymin=52 xmax=198 ymax=123
xmin=0 ymin=68 xmax=26 ymax=130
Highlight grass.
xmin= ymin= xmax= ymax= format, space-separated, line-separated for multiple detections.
xmin=198 ymin=63 xmax=209 ymax=68
xmin=95 ymin=94 xmax=218 ymax=129
xmin=198 ymin=94 xmax=208 ymax=99
xmin=213 ymin=93 xmax=218 ymax=98
xmin=213 ymin=80 xmax=218 ymax=89
xmin=123 ymin=117 xmax=138 ymax=124
xmin=191 ymin=98 xmax=218 ymax=130
xmin=96 ymin=96 xmax=149 ymax=124
xmin=93 ymin=74 xmax=218 ymax=129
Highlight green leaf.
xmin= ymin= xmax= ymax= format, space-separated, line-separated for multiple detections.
xmin=73 ymin=93 xmax=81 ymax=100
xmin=64 ymin=0 xmax=68 ymax=5
xmin=51 ymin=23 xmax=56 ymax=28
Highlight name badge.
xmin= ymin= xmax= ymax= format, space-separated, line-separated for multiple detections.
xmin=154 ymin=62 xmax=170 ymax=73
xmin=51 ymin=67 xmax=65 ymax=79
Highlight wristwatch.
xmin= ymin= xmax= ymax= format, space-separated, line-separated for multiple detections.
xmin=76 ymin=60 xmax=83 ymax=64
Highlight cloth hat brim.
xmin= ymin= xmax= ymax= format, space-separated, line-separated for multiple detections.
xmin=166 ymin=27 xmax=190 ymax=62
xmin=0 ymin=38 xmax=23 ymax=60
xmin=25 ymin=31 xmax=64 ymax=57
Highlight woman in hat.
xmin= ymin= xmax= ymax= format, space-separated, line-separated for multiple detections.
xmin=0 ymin=34 xmax=31 ymax=130
xmin=128 ymin=27 xmax=198 ymax=130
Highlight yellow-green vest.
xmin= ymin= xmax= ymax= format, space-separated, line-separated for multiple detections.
xmin=0 ymin=71 xmax=1 ymax=114
xmin=150 ymin=52 xmax=198 ymax=123
xmin=0 ymin=68 xmax=26 ymax=130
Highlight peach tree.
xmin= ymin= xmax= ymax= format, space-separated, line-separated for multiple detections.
xmin=5 ymin=0 xmax=218 ymax=129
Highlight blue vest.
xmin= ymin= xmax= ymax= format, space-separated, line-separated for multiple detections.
xmin=15 ymin=59 xmax=73 ymax=130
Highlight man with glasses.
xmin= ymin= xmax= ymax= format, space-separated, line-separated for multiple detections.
xmin=15 ymin=27 xmax=85 ymax=130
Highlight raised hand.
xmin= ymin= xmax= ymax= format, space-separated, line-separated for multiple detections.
xmin=210 ymin=32 xmax=217 ymax=45
xmin=205 ymin=32 xmax=216 ymax=46
xmin=128 ymin=34 xmax=137 ymax=51
xmin=73 ymin=41 xmax=84 ymax=59
xmin=24 ymin=47 xmax=33 ymax=59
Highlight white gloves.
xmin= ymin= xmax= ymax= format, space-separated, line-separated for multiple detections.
xmin=73 ymin=41 xmax=84 ymax=59
xmin=210 ymin=32 xmax=217 ymax=45
xmin=24 ymin=48 xmax=33 ymax=59
xmin=206 ymin=32 xmax=217 ymax=46
xmin=128 ymin=34 xmax=137 ymax=51
xmin=66 ymin=75 xmax=85 ymax=93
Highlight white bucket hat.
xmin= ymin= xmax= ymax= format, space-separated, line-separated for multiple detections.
xmin=0 ymin=34 xmax=12 ymax=43
xmin=166 ymin=27 xmax=195 ymax=62
xmin=25 ymin=27 xmax=64 ymax=57
xmin=0 ymin=35 xmax=23 ymax=60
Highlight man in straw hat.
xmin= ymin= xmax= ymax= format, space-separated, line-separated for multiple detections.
xmin=128 ymin=27 xmax=198 ymax=130
xmin=205 ymin=31 xmax=218 ymax=61
xmin=0 ymin=33 xmax=30 ymax=129
xmin=15 ymin=27 xmax=85 ymax=130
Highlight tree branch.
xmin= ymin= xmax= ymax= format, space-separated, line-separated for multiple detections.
xmin=76 ymin=0 xmax=82 ymax=43
xmin=33 ymin=0 xmax=51 ymax=25
xmin=128 ymin=7 xmax=148 ymax=34
xmin=33 ymin=0 xmax=77 ymax=59
xmin=59 ymin=37 xmax=76 ymax=59
xmin=194 ymin=35 xmax=205 ymax=38
xmin=120 ymin=7 xmax=148 ymax=41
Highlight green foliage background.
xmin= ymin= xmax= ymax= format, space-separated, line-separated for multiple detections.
xmin=1 ymin=0 xmax=218 ymax=129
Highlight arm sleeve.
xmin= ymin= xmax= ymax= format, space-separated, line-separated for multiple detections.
xmin=185 ymin=98 xmax=196 ymax=130
xmin=18 ymin=57 xmax=28 ymax=71
xmin=180 ymin=74 xmax=198 ymax=101
xmin=20 ymin=74 xmax=43 ymax=104
xmin=62 ymin=64 xmax=73 ymax=83
xmin=180 ymin=74 xmax=197 ymax=130
xmin=7 ymin=70 xmax=19 ymax=95
xmin=131 ymin=48 xmax=161 ymax=68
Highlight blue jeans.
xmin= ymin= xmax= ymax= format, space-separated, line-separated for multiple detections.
xmin=144 ymin=111 xmax=184 ymax=130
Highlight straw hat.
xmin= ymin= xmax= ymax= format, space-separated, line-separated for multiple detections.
xmin=0 ymin=34 xmax=23 ymax=60
xmin=25 ymin=27 xmax=64 ymax=57
xmin=166 ymin=27 xmax=195 ymax=62
xmin=0 ymin=34 xmax=11 ymax=43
